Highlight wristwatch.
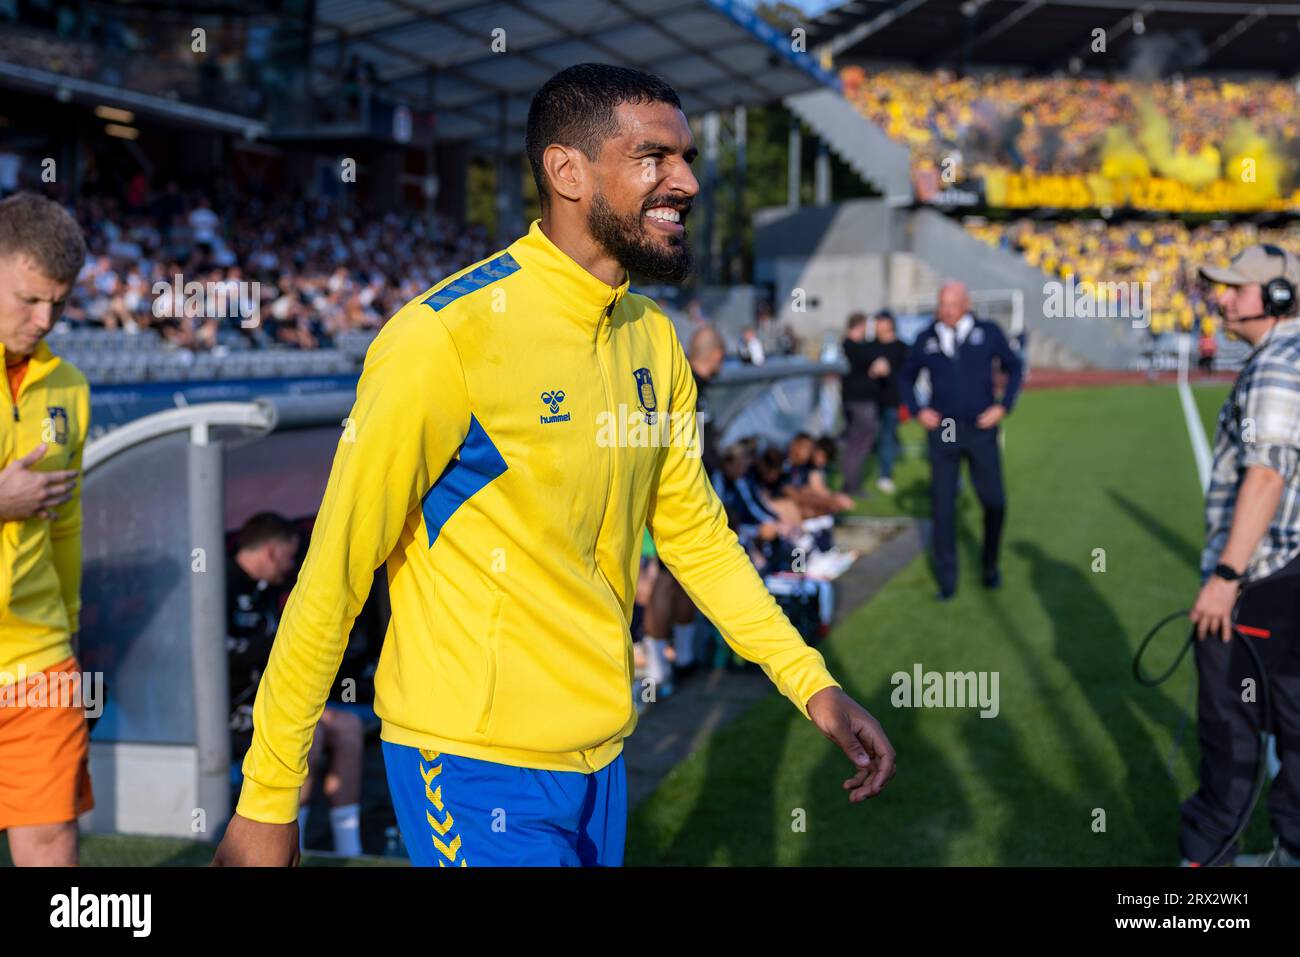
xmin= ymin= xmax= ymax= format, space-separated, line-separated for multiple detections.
xmin=1213 ymin=562 xmax=1243 ymax=582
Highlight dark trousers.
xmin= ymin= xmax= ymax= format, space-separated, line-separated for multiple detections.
xmin=926 ymin=420 xmax=1005 ymax=594
xmin=1179 ymin=555 xmax=1300 ymax=863
xmin=840 ymin=400 xmax=879 ymax=495
xmin=876 ymin=406 xmax=900 ymax=480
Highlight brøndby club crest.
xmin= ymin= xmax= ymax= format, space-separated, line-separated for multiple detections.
xmin=633 ymin=368 xmax=657 ymax=425
xmin=46 ymin=406 xmax=69 ymax=445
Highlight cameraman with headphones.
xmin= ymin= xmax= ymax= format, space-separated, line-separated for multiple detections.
xmin=1181 ymin=244 xmax=1300 ymax=867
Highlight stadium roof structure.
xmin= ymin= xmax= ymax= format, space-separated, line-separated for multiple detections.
xmin=808 ymin=0 xmax=1300 ymax=74
xmin=310 ymin=0 xmax=840 ymax=149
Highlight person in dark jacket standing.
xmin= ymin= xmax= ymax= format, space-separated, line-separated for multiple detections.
xmin=839 ymin=312 xmax=878 ymax=495
xmin=871 ymin=311 xmax=908 ymax=494
xmin=901 ymin=281 xmax=1023 ymax=599
xmin=841 ymin=311 xmax=910 ymax=495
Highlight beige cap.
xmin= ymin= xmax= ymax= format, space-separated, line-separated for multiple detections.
xmin=1199 ymin=243 xmax=1300 ymax=289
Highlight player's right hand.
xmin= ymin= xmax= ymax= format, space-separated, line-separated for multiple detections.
xmin=0 ymin=444 xmax=77 ymax=521
xmin=211 ymin=813 xmax=301 ymax=867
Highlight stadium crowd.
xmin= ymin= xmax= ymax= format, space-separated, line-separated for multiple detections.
xmin=967 ymin=218 xmax=1300 ymax=334
xmin=843 ymin=67 xmax=1300 ymax=190
xmin=59 ymin=183 xmax=490 ymax=350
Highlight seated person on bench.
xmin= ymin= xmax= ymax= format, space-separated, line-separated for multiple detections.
xmin=227 ymin=511 xmax=363 ymax=855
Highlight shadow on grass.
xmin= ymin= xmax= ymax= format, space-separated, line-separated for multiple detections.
xmin=802 ymin=501 xmax=1178 ymax=865
xmin=626 ymin=688 xmax=791 ymax=865
xmin=1108 ymin=490 xmax=1204 ymax=571
xmin=1011 ymin=539 xmax=1182 ymax=863
xmin=627 ymin=459 xmax=1213 ymax=865
xmin=804 ymin=521 xmax=1074 ymax=865
xmin=796 ymin=670 xmax=969 ymax=865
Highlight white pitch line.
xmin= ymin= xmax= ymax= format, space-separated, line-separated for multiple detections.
xmin=1177 ymin=335 xmax=1212 ymax=492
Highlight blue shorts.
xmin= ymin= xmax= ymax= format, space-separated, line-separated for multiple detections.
xmin=381 ymin=741 xmax=627 ymax=867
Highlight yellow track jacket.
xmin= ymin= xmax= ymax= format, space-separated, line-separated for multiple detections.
xmin=0 ymin=339 xmax=88 ymax=682
xmin=238 ymin=221 xmax=840 ymax=823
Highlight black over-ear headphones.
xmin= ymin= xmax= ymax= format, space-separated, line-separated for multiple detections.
xmin=1260 ymin=244 xmax=1295 ymax=317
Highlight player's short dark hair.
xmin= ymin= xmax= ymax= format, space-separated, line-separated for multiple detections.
xmin=847 ymin=311 xmax=867 ymax=332
xmin=873 ymin=309 xmax=896 ymax=327
xmin=236 ymin=512 xmax=299 ymax=552
xmin=526 ymin=63 xmax=682 ymax=206
xmin=0 ymin=192 xmax=87 ymax=283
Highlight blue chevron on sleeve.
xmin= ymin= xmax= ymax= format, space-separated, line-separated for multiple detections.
xmin=421 ymin=414 xmax=508 ymax=547
xmin=422 ymin=253 xmax=520 ymax=312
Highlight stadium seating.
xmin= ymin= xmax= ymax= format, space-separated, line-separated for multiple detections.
xmin=966 ymin=219 xmax=1300 ymax=336
xmin=842 ymin=67 xmax=1300 ymax=212
xmin=40 ymin=187 xmax=491 ymax=384
xmin=47 ymin=326 xmax=361 ymax=384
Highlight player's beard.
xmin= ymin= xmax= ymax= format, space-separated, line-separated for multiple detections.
xmin=588 ymin=190 xmax=693 ymax=284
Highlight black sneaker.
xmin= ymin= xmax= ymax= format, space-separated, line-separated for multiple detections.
xmin=982 ymin=569 xmax=1001 ymax=589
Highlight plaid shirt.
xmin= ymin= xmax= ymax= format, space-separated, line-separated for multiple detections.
xmin=1202 ymin=317 xmax=1300 ymax=582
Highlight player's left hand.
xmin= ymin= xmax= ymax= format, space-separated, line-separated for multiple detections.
xmin=976 ymin=404 xmax=1006 ymax=429
xmin=1190 ymin=575 xmax=1238 ymax=643
xmin=807 ymin=686 xmax=896 ymax=802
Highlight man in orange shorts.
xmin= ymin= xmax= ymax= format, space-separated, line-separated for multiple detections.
xmin=0 ymin=192 xmax=92 ymax=866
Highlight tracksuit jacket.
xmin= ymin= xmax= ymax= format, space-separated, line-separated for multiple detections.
xmin=0 ymin=339 xmax=88 ymax=681
xmin=237 ymin=220 xmax=840 ymax=824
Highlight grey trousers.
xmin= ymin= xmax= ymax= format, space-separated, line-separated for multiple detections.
xmin=840 ymin=401 xmax=879 ymax=494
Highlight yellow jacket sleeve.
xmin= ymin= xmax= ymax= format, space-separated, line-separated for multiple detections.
xmin=237 ymin=308 xmax=471 ymax=823
xmin=646 ymin=338 xmax=840 ymax=718
xmin=50 ymin=387 xmax=89 ymax=633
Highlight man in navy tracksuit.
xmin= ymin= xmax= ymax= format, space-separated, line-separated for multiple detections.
xmin=901 ymin=281 xmax=1024 ymax=599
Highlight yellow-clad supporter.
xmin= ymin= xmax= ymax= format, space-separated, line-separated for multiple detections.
xmin=968 ymin=219 xmax=1300 ymax=333
xmin=840 ymin=67 xmax=1300 ymax=213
